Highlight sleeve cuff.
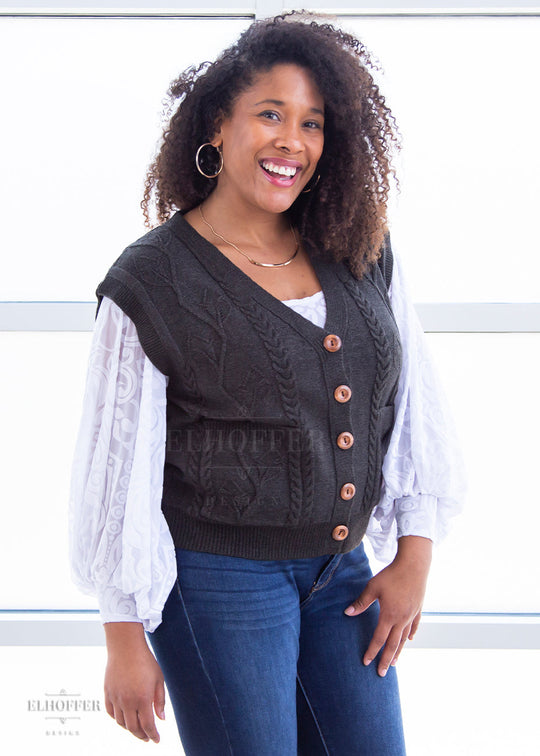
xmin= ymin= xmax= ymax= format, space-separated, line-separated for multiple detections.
xmin=101 ymin=614 xmax=144 ymax=625
xmin=395 ymin=493 xmax=438 ymax=541
xmin=96 ymin=585 xmax=141 ymax=626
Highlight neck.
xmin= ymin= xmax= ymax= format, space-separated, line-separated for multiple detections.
xmin=201 ymin=189 xmax=291 ymax=247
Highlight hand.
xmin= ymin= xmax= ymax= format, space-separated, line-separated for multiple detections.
xmin=103 ymin=622 xmax=166 ymax=743
xmin=344 ymin=536 xmax=432 ymax=677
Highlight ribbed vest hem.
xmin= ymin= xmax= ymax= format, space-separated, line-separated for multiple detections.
xmin=162 ymin=507 xmax=371 ymax=560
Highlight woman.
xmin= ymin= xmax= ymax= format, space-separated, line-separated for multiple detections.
xmin=69 ymin=12 xmax=464 ymax=755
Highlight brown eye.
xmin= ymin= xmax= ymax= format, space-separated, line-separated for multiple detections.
xmin=259 ymin=111 xmax=280 ymax=121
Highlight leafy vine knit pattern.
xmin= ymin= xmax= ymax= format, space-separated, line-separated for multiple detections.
xmin=95 ymin=212 xmax=402 ymax=560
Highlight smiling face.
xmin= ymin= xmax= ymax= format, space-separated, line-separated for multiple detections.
xmin=210 ymin=63 xmax=325 ymax=217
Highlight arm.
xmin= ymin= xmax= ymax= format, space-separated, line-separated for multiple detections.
xmin=69 ymin=296 xmax=175 ymax=627
xmin=346 ymin=246 xmax=466 ymax=675
xmin=104 ymin=622 xmax=165 ymax=743
xmin=68 ymin=296 xmax=175 ymax=740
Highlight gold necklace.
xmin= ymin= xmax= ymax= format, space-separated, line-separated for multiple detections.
xmin=198 ymin=205 xmax=299 ymax=268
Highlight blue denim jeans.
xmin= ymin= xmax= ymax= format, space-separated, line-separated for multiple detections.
xmin=146 ymin=542 xmax=406 ymax=755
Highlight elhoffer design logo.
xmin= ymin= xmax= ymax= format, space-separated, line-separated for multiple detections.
xmin=27 ymin=688 xmax=101 ymax=737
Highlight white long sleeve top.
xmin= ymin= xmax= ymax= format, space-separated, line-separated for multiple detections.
xmin=69 ymin=249 xmax=466 ymax=632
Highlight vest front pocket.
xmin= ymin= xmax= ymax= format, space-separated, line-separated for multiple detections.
xmin=171 ymin=419 xmax=312 ymax=527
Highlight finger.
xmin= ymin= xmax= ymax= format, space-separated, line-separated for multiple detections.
xmin=362 ymin=619 xmax=392 ymax=666
xmin=408 ymin=611 xmax=422 ymax=640
xmin=376 ymin=625 xmax=404 ymax=677
xmin=344 ymin=586 xmax=378 ymax=616
xmin=139 ymin=701 xmax=161 ymax=744
xmin=104 ymin=695 xmax=115 ymax=720
xmin=123 ymin=707 xmax=150 ymax=741
xmin=154 ymin=680 xmax=166 ymax=721
xmin=111 ymin=703 xmax=127 ymax=730
xmin=390 ymin=624 xmax=412 ymax=667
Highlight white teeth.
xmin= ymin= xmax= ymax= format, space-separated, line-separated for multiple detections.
xmin=262 ymin=161 xmax=298 ymax=177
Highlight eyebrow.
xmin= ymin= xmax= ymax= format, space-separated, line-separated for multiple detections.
xmin=253 ymin=98 xmax=324 ymax=116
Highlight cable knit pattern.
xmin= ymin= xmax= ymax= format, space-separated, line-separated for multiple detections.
xmin=95 ymin=213 xmax=403 ymax=550
xmin=343 ymin=277 xmax=397 ymax=511
xmin=216 ymin=281 xmax=311 ymax=525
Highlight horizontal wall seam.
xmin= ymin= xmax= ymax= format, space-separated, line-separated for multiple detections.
xmin=1 ymin=302 xmax=539 ymax=333
xmin=1 ymin=9 xmax=540 ymax=18
xmin=1 ymin=613 xmax=539 ymax=647
xmin=0 ymin=12 xmax=255 ymax=18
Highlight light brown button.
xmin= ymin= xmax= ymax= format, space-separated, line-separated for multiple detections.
xmin=336 ymin=431 xmax=354 ymax=449
xmin=340 ymin=483 xmax=356 ymax=500
xmin=332 ymin=525 xmax=349 ymax=541
xmin=334 ymin=385 xmax=352 ymax=403
xmin=323 ymin=334 xmax=342 ymax=352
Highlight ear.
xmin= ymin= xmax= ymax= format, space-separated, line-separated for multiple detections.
xmin=209 ymin=114 xmax=224 ymax=148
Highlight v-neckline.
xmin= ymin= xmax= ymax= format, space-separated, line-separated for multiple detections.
xmin=168 ymin=212 xmax=347 ymax=345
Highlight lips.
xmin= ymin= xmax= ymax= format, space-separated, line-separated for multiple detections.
xmin=259 ymin=158 xmax=303 ymax=186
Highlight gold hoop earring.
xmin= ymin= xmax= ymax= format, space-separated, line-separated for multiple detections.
xmin=301 ymin=173 xmax=321 ymax=194
xmin=195 ymin=143 xmax=224 ymax=179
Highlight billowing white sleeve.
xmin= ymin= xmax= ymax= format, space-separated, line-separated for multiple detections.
xmin=366 ymin=249 xmax=467 ymax=563
xmin=68 ymin=296 xmax=176 ymax=632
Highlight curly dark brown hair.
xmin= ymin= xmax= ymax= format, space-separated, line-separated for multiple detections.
xmin=142 ymin=11 xmax=400 ymax=278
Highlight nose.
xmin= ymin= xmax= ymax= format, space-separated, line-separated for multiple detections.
xmin=274 ymin=122 xmax=304 ymax=154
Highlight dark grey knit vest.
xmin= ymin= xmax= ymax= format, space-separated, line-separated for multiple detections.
xmin=96 ymin=212 xmax=402 ymax=559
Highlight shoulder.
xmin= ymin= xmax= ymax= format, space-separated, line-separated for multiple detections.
xmin=94 ymin=217 xmax=193 ymax=378
xmin=345 ymin=231 xmax=393 ymax=294
xmin=341 ymin=230 xmax=394 ymax=293
xmin=105 ymin=214 xmax=191 ymax=279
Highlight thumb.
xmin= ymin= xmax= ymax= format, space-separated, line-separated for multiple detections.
xmin=154 ymin=680 xmax=166 ymax=720
xmin=344 ymin=585 xmax=377 ymax=617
